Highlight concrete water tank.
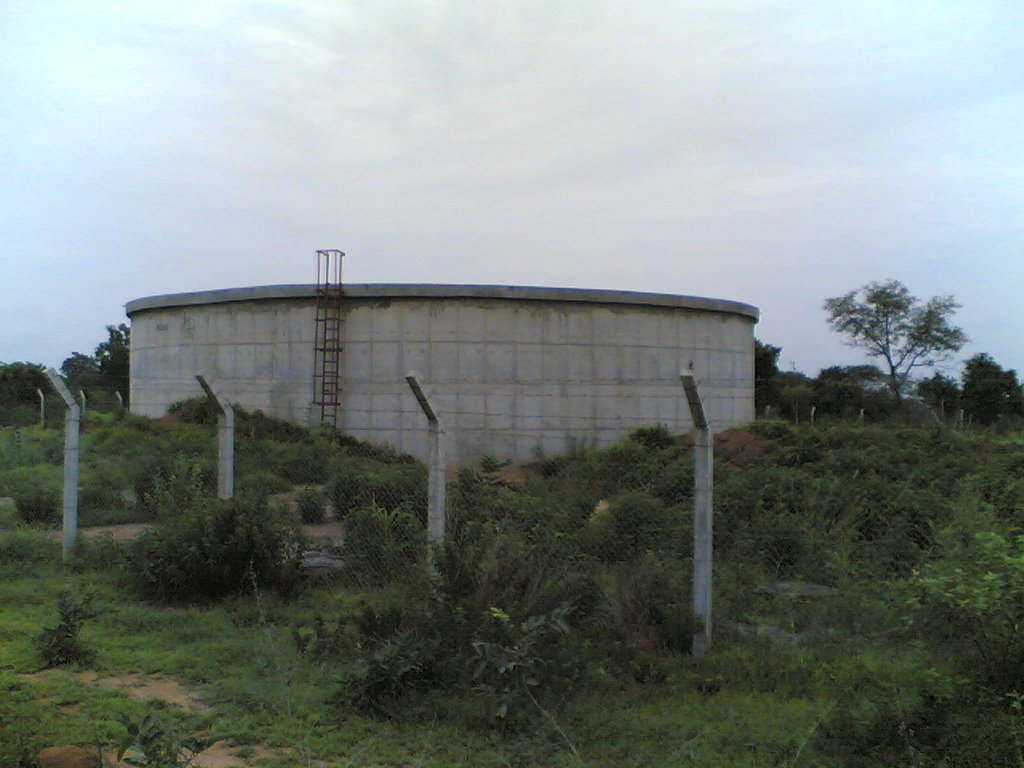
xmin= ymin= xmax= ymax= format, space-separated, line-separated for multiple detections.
xmin=126 ymin=284 xmax=759 ymax=464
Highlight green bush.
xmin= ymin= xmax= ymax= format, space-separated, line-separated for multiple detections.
xmin=587 ymin=491 xmax=675 ymax=563
xmin=628 ymin=424 xmax=676 ymax=451
xmin=79 ymin=484 xmax=132 ymax=526
xmin=340 ymin=502 xmax=425 ymax=587
xmin=337 ymin=602 xmax=442 ymax=718
xmin=167 ymin=396 xmax=219 ymax=425
xmin=908 ymin=505 xmax=1024 ymax=692
xmin=135 ymin=460 xmax=211 ymax=521
xmin=296 ymin=487 xmax=326 ymax=524
xmin=36 ymin=589 xmax=96 ymax=668
xmin=469 ymin=605 xmax=575 ymax=724
xmin=237 ymin=469 xmax=291 ymax=501
xmin=0 ymin=529 xmax=59 ymax=565
xmin=239 ymin=409 xmax=311 ymax=443
xmin=16 ymin=492 xmax=58 ymax=526
xmin=261 ymin=441 xmax=330 ymax=485
xmin=127 ymin=497 xmax=303 ymax=603
xmin=336 ymin=516 xmax=597 ymax=724
xmin=606 ymin=553 xmax=695 ymax=656
xmin=329 ymin=462 xmax=427 ymax=522
xmin=0 ymin=675 xmax=42 ymax=767
xmin=814 ymin=650 xmax=967 ymax=767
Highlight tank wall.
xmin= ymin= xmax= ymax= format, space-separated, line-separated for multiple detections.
xmin=130 ymin=295 xmax=755 ymax=464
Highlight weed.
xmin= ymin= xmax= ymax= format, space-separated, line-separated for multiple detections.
xmin=36 ymin=588 xmax=96 ymax=668
xmin=117 ymin=708 xmax=210 ymax=767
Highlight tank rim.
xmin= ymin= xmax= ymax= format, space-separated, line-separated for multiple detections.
xmin=126 ymin=283 xmax=759 ymax=321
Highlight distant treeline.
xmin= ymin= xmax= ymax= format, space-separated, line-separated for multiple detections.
xmin=755 ymin=339 xmax=1024 ymax=428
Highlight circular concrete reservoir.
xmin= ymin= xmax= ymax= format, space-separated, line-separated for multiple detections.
xmin=126 ymin=284 xmax=759 ymax=464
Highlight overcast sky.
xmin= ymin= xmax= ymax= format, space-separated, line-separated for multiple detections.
xmin=2 ymin=0 xmax=1022 ymax=377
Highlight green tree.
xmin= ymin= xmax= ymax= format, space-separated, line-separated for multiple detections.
xmin=812 ymin=365 xmax=891 ymax=420
xmin=776 ymin=371 xmax=813 ymax=423
xmin=95 ymin=323 xmax=130 ymax=401
xmin=0 ymin=361 xmax=48 ymax=405
xmin=916 ymin=372 xmax=961 ymax=419
xmin=753 ymin=339 xmax=781 ymax=414
xmin=60 ymin=352 xmax=101 ymax=394
xmin=961 ymin=353 xmax=1024 ymax=426
xmin=824 ymin=280 xmax=967 ymax=404
xmin=0 ymin=361 xmax=49 ymax=425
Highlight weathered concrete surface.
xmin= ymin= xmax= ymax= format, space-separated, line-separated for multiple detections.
xmin=127 ymin=284 xmax=759 ymax=465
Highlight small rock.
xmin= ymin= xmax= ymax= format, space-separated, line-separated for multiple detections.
xmin=38 ymin=746 xmax=99 ymax=768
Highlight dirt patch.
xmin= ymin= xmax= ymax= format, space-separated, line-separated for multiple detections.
xmin=102 ymin=741 xmax=283 ymax=768
xmin=301 ymin=521 xmax=344 ymax=540
xmin=714 ymin=428 xmax=771 ymax=466
xmin=77 ymin=671 xmax=213 ymax=714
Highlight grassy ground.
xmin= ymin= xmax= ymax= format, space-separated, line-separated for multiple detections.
xmin=0 ymin=536 xmax=822 ymax=767
xmin=3 ymin=413 xmax=1023 ymax=766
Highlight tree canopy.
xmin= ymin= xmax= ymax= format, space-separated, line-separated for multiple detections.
xmin=962 ymin=353 xmax=1024 ymax=426
xmin=824 ymin=280 xmax=967 ymax=403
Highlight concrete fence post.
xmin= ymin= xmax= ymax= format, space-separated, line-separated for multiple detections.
xmin=45 ymin=369 xmax=79 ymax=561
xmin=115 ymin=391 xmax=124 ymax=411
xmin=405 ymin=372 xmax=446 ymax=542
xmin=809 ymin=405 xmax=816 ymax=427
xmin=859 ymin=408 xmax=865 ymax=426
xmin=36 ymin=388 xmax=45 ymax=427
xmin=78 ymin=390 xmax=87 ymax=417
xmin=196 ymin=375 xmax=234 ymax=500
xmin=680 ymin=373 xmax=713 ymax=657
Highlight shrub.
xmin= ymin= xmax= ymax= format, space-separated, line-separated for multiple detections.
xmin=239 ymin=409 xmax=311 ymax=443
xmin=908 ymin=506 xmax=1024 ymax=692
xmin=79 ymin=484 xmax=132 ymax=526
xmin=263 ymin=442 xmax=330 ymax=485
xmin=628 ymin=424 xmax=676 ymax=451
xmin=337 ymin=520 xmax=597 ymax=725
xmin=296 ymin=487 xmax=326 ymax=524
xmin=0 ymin=675 xmax=42 ymax=767
xmin=0 ymin=529 xmax=59 ymax=565
xmin=71 ymin=532 xmax=125 ymax=573
xmin=238 ymin=469 xmax=291 ymax=501
xmin=815 ymin=650 xmax=965 ymax=767
xmin=329 ymin=462 xmax=427 ymax=523
xmin=167 ymin=396 xmax=219 ymax=425
xmin=135 ymin=460 xmax=212 ymax=520
xmin=117 ymin=708 xmax=211 ymax=768
xmin=338 ymin=602 xmax=442 ymax=717
xmin=469 ymin=605 xmax=576 ymax=724
xmin=36 ymin=589 xmax=96 ymax=668
xmin=127 ymin=497 xmax=303 ymax=603
xmin=340 ymin=502 xmax=425 ymax=587
xmin=606 ymin=553 xmax=695 ymax=656
xmin=16 ymin=492 xmax=58 ymax=526
xmin=587 ymin=491 xmax=675 ymax=563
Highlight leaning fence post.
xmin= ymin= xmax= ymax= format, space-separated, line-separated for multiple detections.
xmin=115 ymin=391 xmax=124 ymax=411
xmin=36 ymin=388 xmax=45 ymax=427
xmin=680 ymin=373 xmax=713 ymax=657
xmin=78 ymin=390 xmax=87 ymax=417
xmin=196 ymin=375 xmax=234 ymax=499
xmin=809 ymin=405 xmax=816 ymax=427
xmin=405 ymin=372 xmax=446 ymax=542
xmin=45 ymin=369 xmax=79 ymax=561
